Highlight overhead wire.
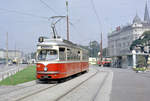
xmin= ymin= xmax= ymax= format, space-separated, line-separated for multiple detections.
xmin=0 ymin=0 xmax=61 ymax=20
xmin=0 ymin=8 xmax=49 ymax=20
xmin=69 ymin=21 xmax=80 ymax=35
xmin=90 ymin=0 xmax=103 ymax=31
xmin=90 ymin=0 xmax=104 ymax=53
xmin=39 ymin=0 xmax=60 ymax=16
xmin=39 ymin=0 xmax=64 ymax=37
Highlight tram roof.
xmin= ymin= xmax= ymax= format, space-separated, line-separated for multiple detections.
xmin=37 ymin=38 xmax=84 ymax=50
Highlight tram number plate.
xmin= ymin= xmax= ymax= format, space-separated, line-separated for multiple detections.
xmin=43 ymin=75 xmax=48 ymax=78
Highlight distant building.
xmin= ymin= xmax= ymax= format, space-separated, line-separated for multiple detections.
xmin=89 ymin=57 xmax=97 ymax=65
xmin=8 ymin=50 xmax=22 ymax=60
xmin=0 ymin=49 xmax=5 ymax=59
xmin=108 ymin=3 xmax=150 ymax=68
xmin=0 ymin=49 xmax=22 ymax=60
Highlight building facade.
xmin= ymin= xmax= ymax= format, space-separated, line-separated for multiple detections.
xmin=0 ymin=49 xmax=5 ymax=59
xmin=0 ymin=49 xmax=22 ymax=60
xmin=108 ymin=3 xmax=150 ymax=68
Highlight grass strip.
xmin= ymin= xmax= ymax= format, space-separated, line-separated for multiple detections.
xmin=0 ymin=65 xmax=36 ymax=85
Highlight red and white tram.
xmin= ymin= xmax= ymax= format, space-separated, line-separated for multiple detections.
xmin=36 ymin=37 xmax=89 ymax=80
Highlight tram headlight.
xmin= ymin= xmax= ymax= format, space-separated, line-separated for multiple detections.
xmin=44 ymin=67 xmax=48 ymax=72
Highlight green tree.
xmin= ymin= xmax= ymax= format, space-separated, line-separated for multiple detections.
xmin=130 ymin=31 xmax=150 ymax=68
xmin=89 ymin=41 xmax=100 ymax=57
xmin=130 ymin=39 xmax=142 ymax=50
xmin=136 ymin=55 xmax=147 ymax=67
xmin=130 ymin=31 xmax=150 ymax=52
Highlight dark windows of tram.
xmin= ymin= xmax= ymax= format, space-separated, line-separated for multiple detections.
xmin=67 ymin=49 xmax=81 ymax=61
xmin=67 ymin=49 xmax=71 ymax=60
xmin=83 ymin=53 xmax=88 ymax=60
xmin=77 ymin=51 xmax=81 ymax=60
xmin=59 ymin=48 xmax=66 ymax=61
xmin=82 ymin=51 xmax=88 ymax=61
xmin=59 ymin=48 xmax=65 ymax=52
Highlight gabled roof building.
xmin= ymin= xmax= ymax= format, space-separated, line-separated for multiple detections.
xmin=108 ymin=3 xmax=150 ymax=68
xmin=144 ymin=2 xmax=150 ymax=23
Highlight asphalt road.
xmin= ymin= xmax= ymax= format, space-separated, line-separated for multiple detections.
xmin=0 ymin=64 xmax=27 ymax=73
xmin=110 ymin=68 xmax=150 ymax=101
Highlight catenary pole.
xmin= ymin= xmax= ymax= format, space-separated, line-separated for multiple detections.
xmin=66 ymin=1 xmax=69 ymax=41
xmin=100 ymin=33 xmax=103 ymax=66
xmin=6 ymin=32 xmax=8 ymax=66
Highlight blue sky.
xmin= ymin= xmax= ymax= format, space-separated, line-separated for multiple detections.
xmin=0 ymin=0 xmax=149 ymax=53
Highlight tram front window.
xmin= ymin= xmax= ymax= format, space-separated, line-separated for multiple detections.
xmin=38 ymin=50 xmax=58 ymax=61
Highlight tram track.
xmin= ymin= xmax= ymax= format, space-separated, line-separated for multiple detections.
xmin=15 ymin=83 xmax=58 ymax=101
xmin=13 ymin=68 xmax=98 ymax=101
xmin=0 ymin=80 xmax=57 ymax=96
xmin=92 ymin=71 xmax=109 ymax=101
xmin=0 ymin=82 xmax=37 ymax=96
xmin=9 ymin=68 xmax=105 ymax=101
xmin=55 ymin=68 xmax=104 ymax=101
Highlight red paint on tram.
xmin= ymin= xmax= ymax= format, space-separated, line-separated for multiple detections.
xmin=36 ymin=62 xmax=88 ymax=79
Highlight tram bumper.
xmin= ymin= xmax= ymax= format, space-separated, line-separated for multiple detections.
xmin=37 ymin=71 xmax=60 ymax=74
xmin=36 ymin=71 xmax=60 ymax=79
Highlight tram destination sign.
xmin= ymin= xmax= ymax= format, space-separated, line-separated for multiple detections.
xmin=41 ymin=46 xmax=53 ymax=49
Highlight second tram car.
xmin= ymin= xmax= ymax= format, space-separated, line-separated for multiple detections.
xmin=36 ymin=37 xmax=89 ymax=80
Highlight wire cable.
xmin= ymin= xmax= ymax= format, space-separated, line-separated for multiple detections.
xmin=90 ymin=0 xmax=103 ymax=31
xmin=0 ymin=8 xmax=49 ymax=20
xmin=39 ymin=0 xmax=59 ymax=15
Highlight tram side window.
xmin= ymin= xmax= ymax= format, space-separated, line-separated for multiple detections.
xmin=83 ymin=53 xmax=86 ymax=60
xmin=77 ymin=51 xmax=81 ymax=60
xmin=82 ymin=51 xmax=88 ymax=61
xmin=67 ymin=49 xmax=71 ymax=60
xmin=66 ymin=49 xmax=82 ymax=61
xmin=72 ymin=49 xmax=77 ymax=60
xmin=74 ymin=50 xmax=77 ymax=60
xmin=59 ymin=48 xmax=66 ymax=61
xmin=71 ymin=49 xmax=75 ymax=60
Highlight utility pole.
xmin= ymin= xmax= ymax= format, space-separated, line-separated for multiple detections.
xmin=66 ymin=0 xmax=69 ymax=41
xmin=100 ymin=33 xmax=103 ymax=66
xmin=6 ymin=32 xmax=8 ymax=67
xmin=15 ymin=43 xmax=16 ymax=57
